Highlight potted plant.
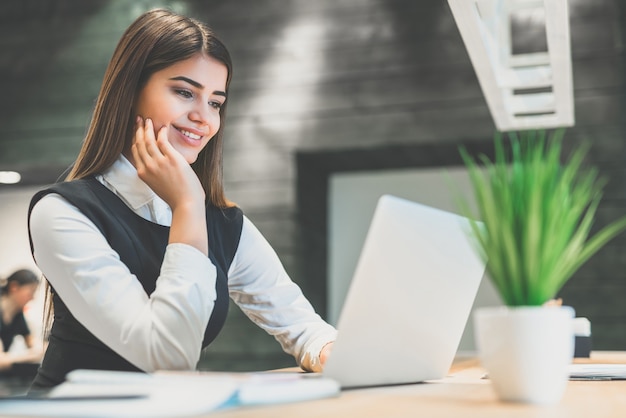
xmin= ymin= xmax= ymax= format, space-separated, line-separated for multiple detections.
xmin=456 ymin=129 xmax=626 ymax=405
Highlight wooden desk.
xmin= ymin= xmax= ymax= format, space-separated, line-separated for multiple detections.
xmin=212 ymin=352 xmax=626 ymax=418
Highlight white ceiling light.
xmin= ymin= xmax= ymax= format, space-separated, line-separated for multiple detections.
xmin=447 ymin=0 xmax=574 ymax=131
xmin=0 ymin=171 xmax=21 ymax=184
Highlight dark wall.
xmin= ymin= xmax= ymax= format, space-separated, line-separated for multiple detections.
xmin=0 ymin=0 xmax=624 ymax=370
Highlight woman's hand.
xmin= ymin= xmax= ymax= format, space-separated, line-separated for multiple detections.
xmin=0 ymin=355 xmax=12 ymax=371
xmin=131 ymin=117 xmax=205 ymax=210
xmin=131 ymin=117 xmax=208 ymax=255
xmin=320 ymin=342 xmax=334 ymax=368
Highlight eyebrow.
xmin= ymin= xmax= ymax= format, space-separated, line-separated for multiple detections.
xmin=169 ymin=76 xmax=227 ymax=97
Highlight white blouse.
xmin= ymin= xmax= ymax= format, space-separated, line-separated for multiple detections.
xmin=29 ymin=155 xmax=336 ymax=373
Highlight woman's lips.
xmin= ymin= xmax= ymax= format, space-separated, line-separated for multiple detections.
xmin=173 ymin=126 xmax=205 ymax=146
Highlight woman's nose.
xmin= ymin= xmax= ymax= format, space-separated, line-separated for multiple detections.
xmin=190 ymin=108 xmax=219 ymax=136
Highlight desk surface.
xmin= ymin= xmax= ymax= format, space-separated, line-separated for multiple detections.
xmin=212 ymin=352 xmax=626 ymax=418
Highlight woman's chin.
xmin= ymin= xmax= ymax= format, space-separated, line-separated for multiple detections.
xmin=176 ymin=149 xmax=199 ymax=164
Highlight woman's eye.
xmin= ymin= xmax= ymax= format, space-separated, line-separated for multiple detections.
xmin=209 ymin=101 xmax=223 ymax=110
xmin=175 ymin=89 xmax=193 ymax=99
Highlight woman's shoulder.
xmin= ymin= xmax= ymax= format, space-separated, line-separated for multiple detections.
xmin=31 ymin=177 xmax=95 ymax=200
xmin=29 ymin=178 xmax=100 ymax=216
xmin=207 ymin=203 xmax=244 ymax=225
xmin=35 ymin=178 xmax=99 ymax=197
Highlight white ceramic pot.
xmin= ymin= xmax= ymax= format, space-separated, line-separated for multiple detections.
xmin=474 ymin=305 xmax=575 ymax=405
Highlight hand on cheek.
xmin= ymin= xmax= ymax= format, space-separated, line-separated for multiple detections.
xmin=131 ymin=116 xmax=205 ymax=210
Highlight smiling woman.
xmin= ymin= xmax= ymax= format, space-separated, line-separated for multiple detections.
xmin=132 ymin=55 xmax=227 ymax=165
xmin=26 ymin=8 xmax=336 ymax=390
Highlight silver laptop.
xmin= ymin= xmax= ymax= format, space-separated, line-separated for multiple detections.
xmin=323 ymin=194 xmax=486 ymax=388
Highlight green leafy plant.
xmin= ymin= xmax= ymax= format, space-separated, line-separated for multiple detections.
xmin=457 ymin=129 xmax=626 ymax=306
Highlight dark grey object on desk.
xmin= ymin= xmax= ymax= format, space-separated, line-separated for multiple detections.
xmin=574 ymin=335 xmax=592 ymax=358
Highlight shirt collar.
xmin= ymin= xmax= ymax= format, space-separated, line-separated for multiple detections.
xmin=101 ymin=155 xmax=161 ymax=211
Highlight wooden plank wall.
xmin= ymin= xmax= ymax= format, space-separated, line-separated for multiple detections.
xmin=0 ymin=0 xmax=624 ymax=370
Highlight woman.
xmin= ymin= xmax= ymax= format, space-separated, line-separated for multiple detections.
xmin=0 ymin=269 xmax=44 ymax=372
xmin=28 ymin=8 xmax=336 ymax=389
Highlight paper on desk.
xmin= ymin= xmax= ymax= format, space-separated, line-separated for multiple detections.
xmin=234 ymin=372 xmax=340 ymax=406
xmin=0 ymin=370 xmax=239 ymax=418
xmin=569 ymin=364 xmax=626 ymax=380
xmin=0 ymin=369 xmax=340 ymax=417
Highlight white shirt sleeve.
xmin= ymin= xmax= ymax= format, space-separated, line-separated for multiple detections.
xmin=29 ymin=193 xmax=216 ymax=372
xmin=228 ymin=216 xmax=337 ymax=372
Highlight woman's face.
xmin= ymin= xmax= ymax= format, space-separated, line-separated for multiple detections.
xmin=10 ymin=283 xmax=38 ymax=309
xmin=134 ymin=53 xmax=228 ymax=164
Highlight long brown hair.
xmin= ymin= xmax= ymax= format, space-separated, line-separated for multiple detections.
xmin=43 ymin=9 xmax=234 ymax=334
xmin=68 ymin=8 xmax=233 ymax=207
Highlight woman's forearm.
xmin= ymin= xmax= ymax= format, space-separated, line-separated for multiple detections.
xmin=169 ymin=201 xmax=208 ymax=256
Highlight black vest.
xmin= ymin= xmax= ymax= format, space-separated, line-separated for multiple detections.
xmin=27 ymin=178 xmax=243 ymax=388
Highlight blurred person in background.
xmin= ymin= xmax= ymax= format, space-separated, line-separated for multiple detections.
xmin=0 ymin=268 xmax=44 ymax=372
